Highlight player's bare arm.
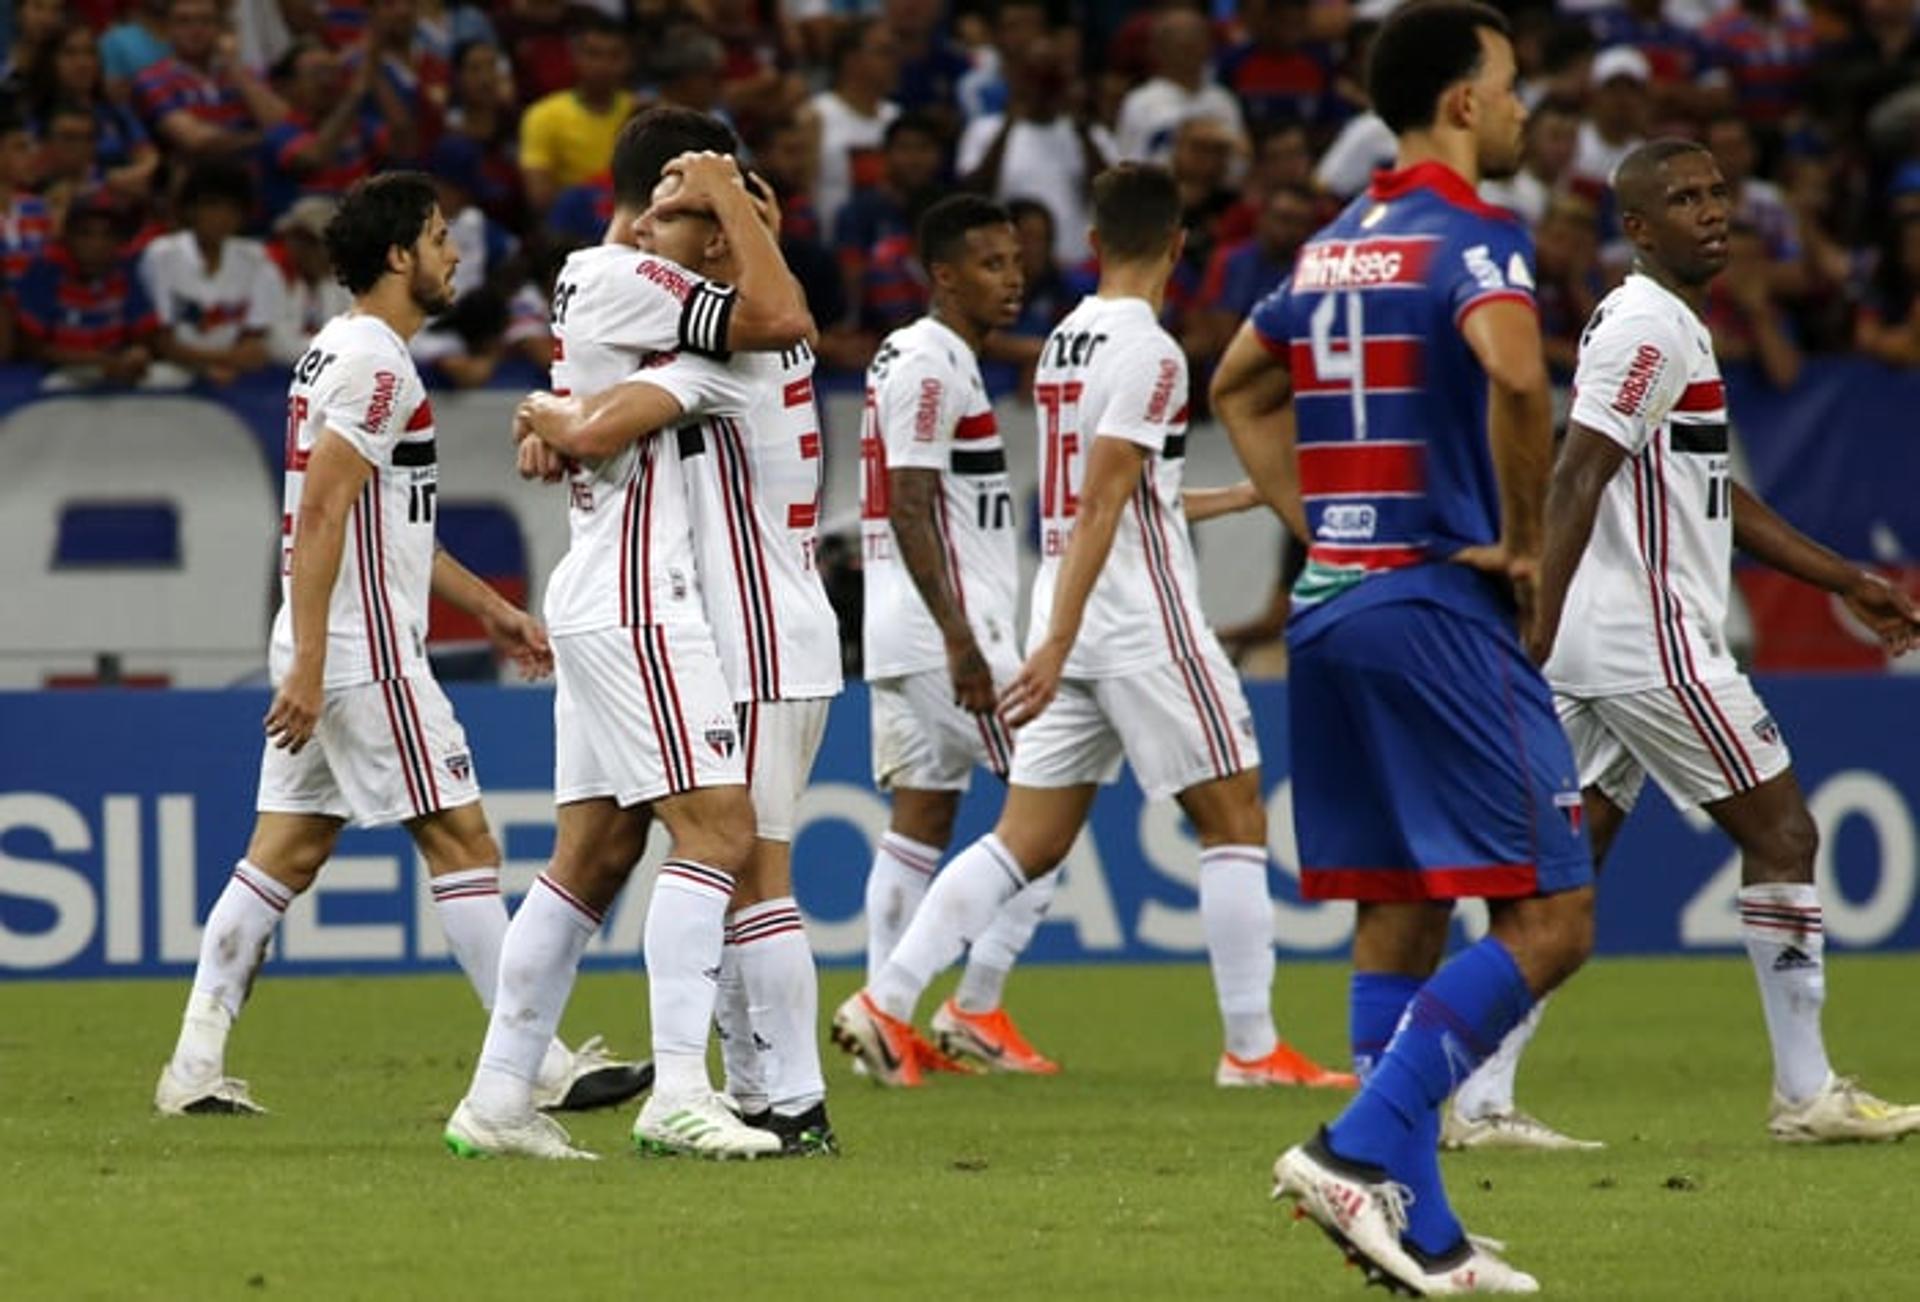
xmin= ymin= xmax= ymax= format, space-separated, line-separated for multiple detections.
xmin=887 ymin=467 xmax=994 ymax=713
xmin=265 ymin=428 xmax=371 ymax=754
xmin=1181 ymin=480 xmax=1262 ymax=523
xmin=1530 ymin=423 xmax=1630 ymax=665
xmin=1731 ymin=484 xmax=1920 ymax=655
xmin=652 ymin=153 xmax=813 ymax=351
xmin=429 ymin=546 xmax=555 ymax=681
xmin=1001 ymin=434 xmax=1149 ymax=727
xmin=514 ymin=383 xmax=685 ymax=461
xmin=1457 ymin=298 xmax=1554 ymax=625
xmin=1211 ymin=318 xmax=1308 ymax=540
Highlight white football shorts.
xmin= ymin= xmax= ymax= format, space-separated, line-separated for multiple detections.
xmin=1009 ymin=637 xmax=1260 ymax=801
xmin=256 ymin=674 xmax=480 ymax=827
xmin=735 ymin=697 xmax=832 ymax=842
xmin=1555 ymin=675 xmax=1792 ymax=813
xmin=553 ymin=624 xmax=746 ymax=808
xmin=870 ymin=669 xmax=1015 ymax=792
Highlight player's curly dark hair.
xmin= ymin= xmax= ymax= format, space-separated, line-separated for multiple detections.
xmin=1367 ymin=1 xmax=1512 ymax=136
xmin=324 ymin=172 xmax=439 ymax=296
xmin=916 ymin=193 xmax=1012 ymax=271
xmin=611 ymin=106 xmax=739 ymax=212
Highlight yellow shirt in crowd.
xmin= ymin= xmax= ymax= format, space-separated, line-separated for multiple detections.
xmin=518 ymin=89 xmax=636 ymax=187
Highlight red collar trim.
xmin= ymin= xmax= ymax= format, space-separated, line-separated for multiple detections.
xmin=1368 ymin=160 xmax=1516 ymax=222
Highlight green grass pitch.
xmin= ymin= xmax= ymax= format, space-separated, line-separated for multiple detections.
xmin=4 ymin=956 xmax=1918 ymax=1300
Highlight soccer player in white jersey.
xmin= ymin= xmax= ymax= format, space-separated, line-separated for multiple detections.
xmin=444 ymin=109 xmax=813 ymax=1161
xmin=516 ymin=182 xmax=844 ymax=1156
xmin=858 ymin=194 xmax=1063 ymax=1078
xmin=154 ymin=173 xmax=647 ymax=1119
xmin=1447 ymin=139 xmax=1920 ymax=1148
xmin=833 ymin=164 xmax=1353 ymax=1090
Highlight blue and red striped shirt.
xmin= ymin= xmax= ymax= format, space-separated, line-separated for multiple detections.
xmin=1699 ymin=11 xmax=1817 ymax=126
xmin=13 ymin=247 xmax=161 ymax=354
xmin=132 ymin=57 xmax=255 ymax=137
xmin=1 ymin=193 xmax=54 ymax=286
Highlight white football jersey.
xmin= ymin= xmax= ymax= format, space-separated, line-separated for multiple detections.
xmin=541 ymin=243 xmax=739 ymax=636
xmin=1029 ymin=295 xmax=1208 ymax=679
xmin=649 ymin=341 xmax=844 ymax=703
xmin=859 ymin=315 xmax=1020 ymax=679
xmin=140 ymin=231 xmax=284 ymax=351
xmin=269 ymin=312 xmax=437 ymax=688
xmin=1548 ymin=272 xmax=1736 ymax=694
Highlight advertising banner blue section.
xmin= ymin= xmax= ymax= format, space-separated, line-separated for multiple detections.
xmin=3 ymin=679 xmax=1915 ymax=979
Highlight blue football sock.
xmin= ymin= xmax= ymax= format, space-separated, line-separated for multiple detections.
xmin=1398 ymin=1103 xmax=1458 ymax=1258
xmin=1327 ymin=938 xmax=1534 ymax=1175
xmin=1350 ymin=972 xmax=1422 ymax=1084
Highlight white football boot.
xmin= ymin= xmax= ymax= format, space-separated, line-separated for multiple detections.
xmin=1768 ymin=1074 xmax=1920 ymax=1143
xmin=1441 ymin=1106 xmax=1604 ymax=1152
xmin=633 ymin=1091 xmax=782 ymax=1160
xmin=154 ymin=1063 xmax=266 ymax=1116
xmin=531 ymin=1035 xmax=655 ymax=1113
xmin=442 ymin=1099 xmax=597 ymax=1160
xmin=1272 ymin=1132 xmax=1428 ymax=1296
xmin=1417 ymin=1234 xmax=1542 ymax=1295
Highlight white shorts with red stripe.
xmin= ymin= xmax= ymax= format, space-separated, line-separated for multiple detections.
xmin=552 ymin=625 xmax=746 ymax=808
xmin=1009 ymin=638 xmax=1259 ymax=801
xmin=735 ymin=697 xmax=831 ymax=842
xmin=1556 ymin=676 xmax=1791 ymax=814
xmin=870 ymin=669 xmax=1016 ymax=793
xmin=256 ymin=675 xmax=479 ymax=826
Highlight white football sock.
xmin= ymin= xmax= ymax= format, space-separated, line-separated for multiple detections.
xmin=955 ymin=868 xmax=1060 ymax=1013
xmin=715 ymin=933 xmax=766 ymax=1114
xmin=429 ymin=866 xmax=508 ymax=1010
xmin=1453 ymin=998 xmax=1548 ymax=1120
xmin=864 ymin=831 xmax=941 ymax=980
xmin=170 ymin=859 xmax=291 ymax=1081
xmin=1739 ymin=882 xmax=1832 ymax=1104
xmin=871 ymin=834 xmax=1027 ymax=1021
xmin=646 ymin=859 xmax=735 ymax=1100
xmin=735 ymin=897 xmax=824 ymax=1116
xmin=1200 ymin=846 xmax=1279 ymax=1061
xmin=467 ymin=874 xmax=600 ymax=1120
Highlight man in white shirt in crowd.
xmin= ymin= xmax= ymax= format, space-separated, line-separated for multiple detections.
xmin=1115 ymin=7 xmax=1247 ymax=166
xmin=808 ymin=16 xmax=901 ymax=237
xmin=141 ymin=158 xmax=284 ymax=385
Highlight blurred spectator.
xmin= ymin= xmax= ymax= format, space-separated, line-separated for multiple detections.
xmin=1313 ymin=108 xmax=1393 ymax=200
xmin=499 ymin=0 xmax=582 ymax=105
xmin=1779 ymin=150 xmax=1859 ymax=349
xmin=267 ymin=195 xmax=351 ymax=362
xmin=1184 ymin=182 xmax=1315 ymax=367
xmin=647 ymin=22 xmax=728 ymax=116
xmin=1587 ymin=0 xmax=1730 ymax=123
xmin=1218 ymin=120 xmax=1313 ymax=244
xmin=883 ymin=0 xmax=971 ymax=128
xmin=1855 ymin=209 xmax=1920 ymax=368
xmin=229 ymin=0 xmax=306 ymax=73
xmin=710 ymin=0 xmax=809 ymax=141
xmin=1812 ymin=0 xmax=1920 ymax=145
xmin=1704 ymin=113 xmax=1806 ymax=297
xmin=140 ymin=160 xmax=282 ymax=385
xmin=958 ymin=33 xmax=1114 ymax=266
xmin=416 ymin=0 xmax=501 ymax=82
xmin=1166 ymin=115 xmax=1250 ymax=336
xmin=133 ymin=0 xmax=292 ymax=161
xmin=809 ymin=17 xmax=902 ymax=237
xmin=444 ymin=39 xmax=525 ymax=229
xmin=1570 ymin=46 xmax=1650 ymax=192
xmin=26 ymin=23 xmax=162 ymax=205
xmin=518 ymin=12 xmax=635 ymax=216
xmin=1117 ymin=8 xmax=1249 ymax=164
xmin=433 ymin=136 xmax=519 ymax=302
xmin=261 ymin=42 xmax=395 ymax=223
xmin=1700 ymin=0 xmax=1817 ymax=131
xmin=1005 ymin=197 xmax=1090 ymax=339
xmin=1531 ymin=194 xmax=1603 ymax=386
xmin=3 ymin=0 xmax=64 ymax=95
xmin=1523 ymin=16 xmax=1597 ymax=111
xmin=833 ymin=111 xmax=943 ymax=331
xmin=14 ymin=194 xmax=159 ymax=386
xmin=1 ymin=111 xmax=53 ymax=292
xmin=1707 ymin=220 xmax=1803 ymax=389
xmin=1219 ymin=0 xmax=1337 ymax=138
xmin=957 ymin=0 xmax=1048 ymax=121
xmin=789 ymin=0 xmax=887 ymax=68
xmin=750 ymin=114 xmax=851 ymax=364
xmin=343 ymin=0 xmax=450 ymax=151
xmin=101 ymin=1 xmax=173 ymax=101
xmin=1479 ymin=97 xmax=1579 ymax=226
xmin=32 ymin=105 xmax=104 ymax=232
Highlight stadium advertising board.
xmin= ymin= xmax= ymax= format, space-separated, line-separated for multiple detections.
xmin=3 ymin=679 xmax=1916 ymax=979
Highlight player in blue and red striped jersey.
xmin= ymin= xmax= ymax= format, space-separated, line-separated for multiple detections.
xmin=1216 ymin=2 xmax=1593 ymax=1292
xmin=13 ymin=195 xmax=158 ymax=385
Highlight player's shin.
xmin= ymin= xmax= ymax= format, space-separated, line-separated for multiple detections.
xmin=170 ymin=860 xmax=292 ymax=1081
xmin=1349 ymin=972 xmax=1422 ymax=1084
xmin=870 ymin=834 xmax=1029 ymax=1021
xmin=645 ymin=860 xmax=737 ymax=1100
xmin=429 ymin=866 xmax=508 ymax=1009
xmin=864 ymin=831 xmax=941 ymax=980
xmin=1199 ymin=846 xmax=1279 ymax=1060
xmin=1738 ymin=882 xmax=1832 ymax=1103
xmin=736 ymin=896 xmax=825 ymax=1116
xmin=715 ymin=932 xmax=767 ymax=1114
xmin=467 ymin=874 xmax=601 ymax=1120
xmin=1452 ymin=998 xmax=1549 ymax=1121
xmin=955 ymin=866 xmax=1059 ymax=1013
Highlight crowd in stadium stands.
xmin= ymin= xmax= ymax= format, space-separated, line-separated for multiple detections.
xmin=4 ymin=0 xmax=1920 ymax=396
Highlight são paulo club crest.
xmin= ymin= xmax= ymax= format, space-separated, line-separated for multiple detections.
xmin=444 ymin=751 xmax=472 ymax=782
xmin=704 ymin=716 xmax=737 ymax=759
